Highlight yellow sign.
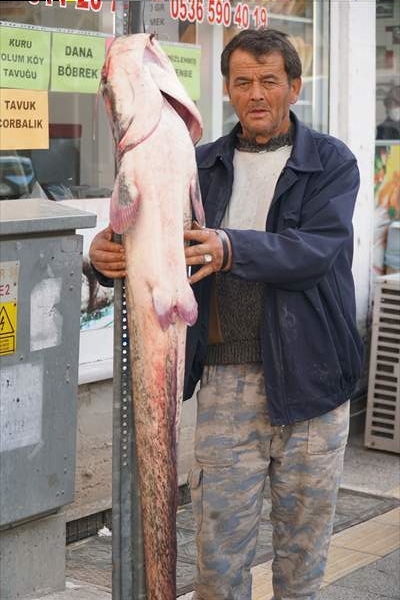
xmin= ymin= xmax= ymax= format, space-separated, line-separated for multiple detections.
xmin=0 ymin=261 xmax=19 ymax=356
xmin=0 ymin=88 xmax=49 ymax=150
xmin=0 ymin=303 xmax=17 ymax=356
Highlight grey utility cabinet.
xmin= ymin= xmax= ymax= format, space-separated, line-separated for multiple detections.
xmin=0 ymin=198 xmax=96 ymax=599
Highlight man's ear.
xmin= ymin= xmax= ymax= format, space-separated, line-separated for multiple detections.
xmin=224 ymin=79 xmax=233 ymax=104
xmin=290 ymin=77 xmax=302 ymax=105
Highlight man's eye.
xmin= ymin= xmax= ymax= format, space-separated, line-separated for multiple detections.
xmin=262 ymin=80 xmax=277 ymax=88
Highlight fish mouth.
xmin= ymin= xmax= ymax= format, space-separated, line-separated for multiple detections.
xmin=164 ymin=93 xmax=201 ymax=142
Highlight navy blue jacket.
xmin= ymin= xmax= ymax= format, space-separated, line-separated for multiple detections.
xmin=184 ymin=112 xmax=364 ymax=425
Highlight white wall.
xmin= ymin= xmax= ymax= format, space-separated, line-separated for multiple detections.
xmin=329 ymin=0 xmax=376 ymax=338
xmin=67 ymin=380 xmax=197 ymax=521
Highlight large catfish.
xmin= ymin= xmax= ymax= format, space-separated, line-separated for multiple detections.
xmin=100 ymin=34 xmax=204 ymax=599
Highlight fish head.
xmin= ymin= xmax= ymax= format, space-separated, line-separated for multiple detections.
xmin=101 ymin=39 xmax=138 ymax=142
xmin=100 ymin=34 xmax=162 ymax=146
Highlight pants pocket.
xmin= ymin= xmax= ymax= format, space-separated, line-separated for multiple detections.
xmin=195 ymin=366 xmax=235 ymax=467
xmin=307 ymin=400 xmax=350 ymax=454
xmin=188 ymin=467 xmax=204 ymax=531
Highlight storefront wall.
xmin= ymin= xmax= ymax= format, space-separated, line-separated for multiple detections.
xmin=330 ymin=0 xmax=376 ymax=340
xmin=0 ymin=1 xmax=377 ymax=521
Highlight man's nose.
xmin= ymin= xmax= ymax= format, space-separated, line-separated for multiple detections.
xmin=249 ymin=80 xmax=264 ymax=100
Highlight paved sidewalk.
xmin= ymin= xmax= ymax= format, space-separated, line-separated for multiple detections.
xmin=29 ymin=504 xmax=400 ymax=600
xmin=28 ymin=432 xmax=400 ymax=600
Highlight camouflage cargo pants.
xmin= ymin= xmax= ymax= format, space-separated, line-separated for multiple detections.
xmin=188 ymin=363 xmax=350 ymax=600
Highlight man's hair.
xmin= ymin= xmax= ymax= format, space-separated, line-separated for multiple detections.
xmin=220 ymin=28 xmax=302 ymax=82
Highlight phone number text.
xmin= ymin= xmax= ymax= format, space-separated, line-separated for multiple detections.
xmin=170 ymin=1 xmax=269 ymax=29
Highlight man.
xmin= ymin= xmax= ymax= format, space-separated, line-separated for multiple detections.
xmin=376 ymin=85 xmax=400 ymax=140
xmin=90 ymin=29 xmax=363 ymax=600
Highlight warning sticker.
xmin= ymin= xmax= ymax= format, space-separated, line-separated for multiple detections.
xmin=0 ymin=303 xmax=17 ymax=355
xmin=0 ymin=261 xmax=19 ymax=356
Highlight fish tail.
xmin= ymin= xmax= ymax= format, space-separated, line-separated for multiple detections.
xmin=132 ymin=334 xmax=180 ymax=599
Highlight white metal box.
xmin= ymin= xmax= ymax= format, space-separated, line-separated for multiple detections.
xmin=365 ymin=273 xmax=400 ymax=453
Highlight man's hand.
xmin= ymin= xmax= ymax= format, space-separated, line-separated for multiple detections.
xmin=184 ymin=222 xmax=232 ymax=284
xmin=89 ymin=225 xmax=126 ymax=279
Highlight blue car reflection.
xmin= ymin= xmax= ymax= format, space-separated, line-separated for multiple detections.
xmin=0 ymin=152 xmax=47 ymax=200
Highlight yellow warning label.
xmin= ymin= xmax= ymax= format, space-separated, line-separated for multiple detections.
xmin=0 ymin=302 xmax=17 ymax=355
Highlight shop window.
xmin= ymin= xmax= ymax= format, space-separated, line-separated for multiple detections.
xmin=376 ymin=0 xmax=400 ymax=141
xmin=1 ymin=1 xmax=331 ymax=201
xmin=0 ymin=0 xmax=115 ymax=201
xmin=374 ymin=0 xmax=400 ymax=278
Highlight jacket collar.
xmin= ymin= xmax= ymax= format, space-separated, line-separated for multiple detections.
xmin=287 ymin=112 xmax=323 ymax=172
xmin=197 ymin=111 xmax=323 ymax=173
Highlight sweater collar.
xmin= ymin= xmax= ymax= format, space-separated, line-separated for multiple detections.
xmin=235 ymin=125 xmax=294 ymax=153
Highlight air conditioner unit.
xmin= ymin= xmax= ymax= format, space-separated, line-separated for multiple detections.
xmin=365 ymin=273 xmax=400 ymax=453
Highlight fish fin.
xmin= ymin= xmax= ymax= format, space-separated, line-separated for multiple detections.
xmin=190 ymin=176 xmax=205 ymax=228
xmin=176 ymin=286 xmax=198 ymax=327
xmin=110 ymin=170 xmax=140 ymax=234
xmin=152 ymin=285 xmax=198 ymax=330
xmin=152 ymin=287 xmax=176 ymax=331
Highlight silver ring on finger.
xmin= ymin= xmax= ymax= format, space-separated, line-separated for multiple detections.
xmin=203 ymin=253 xmax=213 ymax=264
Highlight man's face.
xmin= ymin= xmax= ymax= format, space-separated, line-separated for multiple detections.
xmin=225 ymin=49 xmax=301 ymax=143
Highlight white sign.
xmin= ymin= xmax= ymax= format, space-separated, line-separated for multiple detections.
xmin=0 ymin=362 xmax=43 ymax=452
xmin=30 ymin=278 xmax=63 ymax=352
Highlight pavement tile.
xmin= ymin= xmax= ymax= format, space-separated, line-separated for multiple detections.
xmin=388 ymin=485 xmax=400 ymax=499
xmin=322 ymin=546 xmax=378 ymax=584
xmin=371 ymin=506 xmax=400 ymax=525
xmin=331 ymin=520 xmax=400 ymax=556
xmin=251 ymin=562 xmax=273 ymax=599
xmin=330 ymin=550 xmax=400 ymax=598
xmin=319 ymin=550 xmax=400 ymax=600
xmin=29 ymin=580 xmax=111 ymax=600
xmin=319 ymin=587 xmax=395 ymax=600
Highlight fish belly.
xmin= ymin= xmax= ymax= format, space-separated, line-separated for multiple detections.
xmin=122 ymin=102 xmax=197 ymax=599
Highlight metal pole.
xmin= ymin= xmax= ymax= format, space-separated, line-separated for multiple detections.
xmin=112 ymin=3 xmax=147 ymax=599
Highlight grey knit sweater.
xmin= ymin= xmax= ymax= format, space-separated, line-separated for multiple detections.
xmin=204 ymin=132 xmax=293 ymax=366
xmin=205 ymin=273 xmax=264 ymax=365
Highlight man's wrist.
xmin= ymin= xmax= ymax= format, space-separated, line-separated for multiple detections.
xmin=90 ymin=262 xmax=115 ymax=288
xmin=215 ymin=229 xmax=232 ymax=272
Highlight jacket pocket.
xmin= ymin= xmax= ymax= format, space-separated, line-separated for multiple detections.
xmin=282 ymin=213 xmax=300 ymax=229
